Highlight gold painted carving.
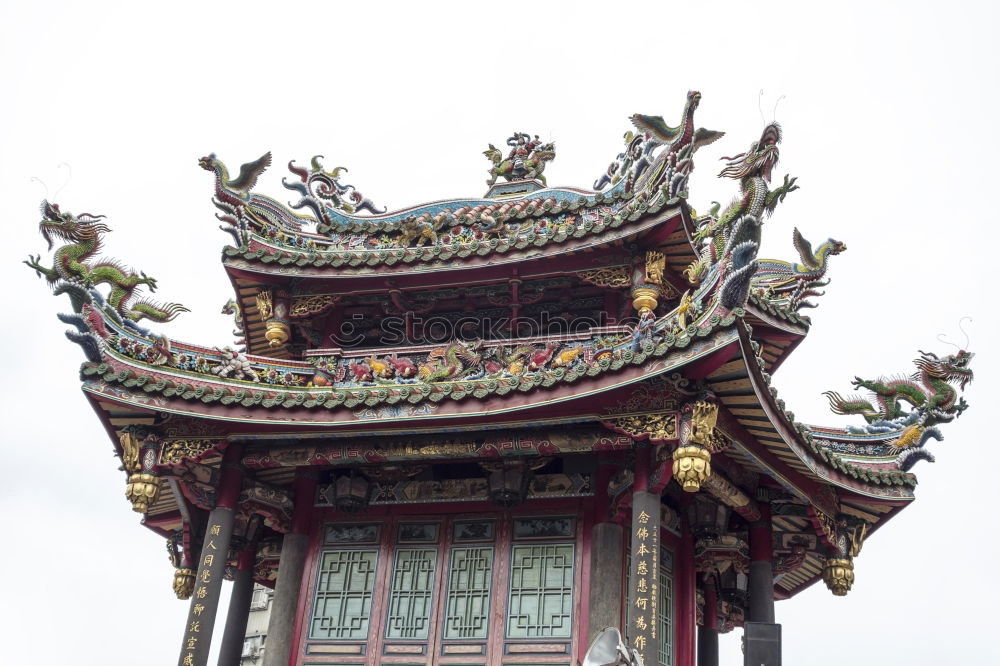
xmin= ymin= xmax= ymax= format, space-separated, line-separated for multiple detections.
xmin=578 ymin=266 xmax=630 ymax=288
xmin=608 ymin=412 xmax=678 ymax=442
xmin=255 ymin=290 xmax=273 ymax=321
xmin=672 ymin=445 xmax=712 ymax=492
xmin=291 ymin=294 xmax=340 ymax=318
xmin=688 ymin=401 xmax=719 ymax=447
xmin=847 ymin=521 xmax=868 ymax=558
xmin=631 ymin=286 xmax=659 ymax=313
xmin=173 ymin=567 xmax=196 ymax=600
xmin=676 ymin=290 xmax=693 ymax=330
xmin=265 ymin=320 xmax=290 ymax=348
xmin=822 ymin=557 xmax=855 ymax=596
xmin=645 ymin=251 xmax=666 ymax=286
xmin=118 ymin=430 xmax=141 ymax=474
xmin=701 ymin=473 xmax=750 ymax=509
xmin=126 ymin=472 xmax=160 ymax=513
xmin=161 ymin=439 xmax=219 ymax=465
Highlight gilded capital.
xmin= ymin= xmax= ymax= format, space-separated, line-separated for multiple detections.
xmin=672 ymin=444 xmax=712 ymax=492
xmin=631 ymin=286 xmax=659 ymax=314
xmin=126 ymin=472 xmax=160 ymax=513
xmin=264 ymin=320 xmax=291 ymax=348
xmin=173 ymin=567 xmax=196 ymax=600
xmin=822 ymin=557 xmax=855 ymax=596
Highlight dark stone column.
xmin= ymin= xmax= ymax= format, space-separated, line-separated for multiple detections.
xmin=587 ymin=459 xmax=623 ymax=646
xmin=262 ymin=470 xmax=316 ymax=666
xmin=697 ymin=580 xmax=719 ymax=666
xmin=216 ymin=545 xmax=256 ymax=666
xmin=625 ymin=444 xmax=660 ymax=666
xmin=748 ymin=500 xmax=775 ymax=623
xmin=178 ymin=444 xmax=244 ymax=666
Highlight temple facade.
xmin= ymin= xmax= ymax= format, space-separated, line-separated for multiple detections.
xmin=26 ymin=91 xmax=973 ymax=666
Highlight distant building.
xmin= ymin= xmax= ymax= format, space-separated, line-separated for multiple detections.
xmin=241 ymin=585 xmax=272 ymax=664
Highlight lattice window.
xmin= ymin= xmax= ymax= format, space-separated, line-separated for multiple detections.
xmin=657 ymin=548 xmax=674 ymax=666
xmin=385 ymin=548 xmax=438 ymax=639
xmin=506 ymin=544 xmax=575 ymax=638
xmin=444 ymin=547 xmax=494 ymax=639
xmin=309 ymin=549 xmax=379 ymax=640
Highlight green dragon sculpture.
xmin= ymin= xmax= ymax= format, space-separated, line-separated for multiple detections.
xmin=825 ymin=349 xmax=974 ymax=449
xmin=24 ymin=201 xmax=188 ymax=323
xmin=688 ymin=123 xmax=798 ymax=309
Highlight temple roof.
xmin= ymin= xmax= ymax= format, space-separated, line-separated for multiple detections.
xmin=25 ymin=92 xmax=973 ymax=603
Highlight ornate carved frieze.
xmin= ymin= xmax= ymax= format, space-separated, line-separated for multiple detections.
xmin=773 ymin=539 xmax=809 ymax=576
xmin=577 ymin=266 xmax=631 ymax=288
xmin=694 ymin=535 xmax=750 ymax=575
xmin=317 ymin=472 xmax=592 ymax=506
xmin=243 ymin=428 xmax=631 ymax=469
xmin=601 ymin=378 xmax=683 ymax=443
xmin=290 ymin=294 xmax=340 ymax=319
xmin=160 ymin=439 xmax=223 ymax=465
xmin=701 ymin=473 xmax=760 ymax=522
xmin=239 ymin=481 xmax=294 ymax=533
xmin=605 ymin=412 xmax=678 ymax=442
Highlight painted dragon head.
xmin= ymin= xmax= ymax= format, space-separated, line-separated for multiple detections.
xmin=197 ymin=153 xmax=220 ymax=172
xmin=916 ymin=349 xmax=974 ymax=390
xmin=38 ymin=200 xmax=110 ymax=250
xmin=531 ymin=142 xmax=556 ymax=162
xmin=718 ymin=122 xmax=782 ymax=182
xmin=686 ymin=90 xmax=702 ymax=111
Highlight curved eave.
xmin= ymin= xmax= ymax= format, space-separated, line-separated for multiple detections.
xmin=774 ymin=501 xmax=907 ymax=599
xmin=734 ymin=323 xmax=916 ymax=501
xmin=221 ymin=204 xmax=685 ymax=282
xmin=80 ymin=306 xmax=741 ymax=431
xmin=707 ymin=327 xmax=913 ymax=508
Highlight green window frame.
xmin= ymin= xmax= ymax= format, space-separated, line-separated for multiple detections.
xmin=309 ymin=549 xmax=380 ymax=640
xmin=506 ymin=543 xmax=575 ymax=638
xmin=384 ymin=547 xmax=438 ymax=640
xmin=443 ymin=546 xmax=495 ymax=639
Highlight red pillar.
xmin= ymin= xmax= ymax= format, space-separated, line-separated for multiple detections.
xmin=748 ymin=501 xmax=775 ymax=624
xmin=675 ymin=511 xmax=696 ymax=666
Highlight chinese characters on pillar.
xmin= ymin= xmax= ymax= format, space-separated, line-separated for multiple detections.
xmin=178 ymin=521 xmax=227 ymax=666
xmin=627 ymin=491 xmax=660 ymax=666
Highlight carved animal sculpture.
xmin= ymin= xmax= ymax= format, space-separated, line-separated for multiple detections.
xmin=211 ymin=346 xmax=259 ymax=382
xmin=387 ymin=356 xmax=418 ymax=378
xmin=691 ymin=123 xmax=799 ymax=309
xmin=418 ymin=341 xmax=483 ymax=381
xmin=24 ymin=201 xmax=188 ymax=323
xmin=825 ymin=350 xmax=973 ymax=424
xmin=825 ymin=349 xmax=973 ymax=451
xmin=752 ymin=228 xmax=846 ymax=310
xmin=631 ymin=90 xmax=724 ymax=193
xmin=199 ymin=152 xmax=309 ymax=233
xmin=484 ymin=142 xmax=556 ymax=187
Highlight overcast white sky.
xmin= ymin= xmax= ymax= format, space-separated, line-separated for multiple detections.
xmin=2 ymin=1 xmax=997 ymax=664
